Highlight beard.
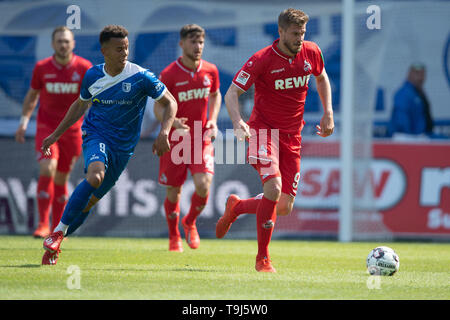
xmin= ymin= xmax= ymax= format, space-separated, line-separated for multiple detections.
xmin=283 ymin=40 xmax=302 ymax=55
xmin=186 ymin=51 xmax=202 ymax=62
xmin=54 ymin=49 xmax=71 ymax=60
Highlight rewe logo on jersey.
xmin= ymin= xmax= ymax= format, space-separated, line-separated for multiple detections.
xmin=274 ymin=75 xmax=311 ymax=90
xmin=178 ymin=87 xmax=210 ymax=102
xmin=46 ymin=82 xmax=79 ymax=94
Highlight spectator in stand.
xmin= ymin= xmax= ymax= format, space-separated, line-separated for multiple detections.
xmin=389 ymin=63 xmax=434 ymax=139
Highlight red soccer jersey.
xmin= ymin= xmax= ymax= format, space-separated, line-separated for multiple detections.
xmin=159 ymin=57 xmax=220 ymax=136
xmin=232 ymin=39 xmax=324 ymax=134
xmin=30 ymin=54 xmax=92 ymax=133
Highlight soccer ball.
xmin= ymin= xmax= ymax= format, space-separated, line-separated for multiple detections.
xmin=366 ymin=246 xmax=400 ymax=276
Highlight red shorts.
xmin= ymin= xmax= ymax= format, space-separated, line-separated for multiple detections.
xmin=247 ymin=125 xmax=301 ymax=197
xmin=35 ymin=123 xmax=82 ymax=173
xmin=159 ymin=138 xmax=214 ymax=187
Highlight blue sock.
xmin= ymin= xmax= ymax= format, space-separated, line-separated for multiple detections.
xmin=66 ymin=210 xmax=91 ymax=236
xmin=60 ymin=179 xmax=95 ymax=225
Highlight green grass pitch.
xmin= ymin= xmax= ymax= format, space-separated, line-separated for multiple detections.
xmin=0 ymin=236 xmax=449 ymax=300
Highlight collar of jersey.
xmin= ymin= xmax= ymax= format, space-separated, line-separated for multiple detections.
xmin=176 ymin=57 xmax=203 ymax=75
xmin=271 ymin=39 xmax=299 ymax=63
xmin=51 ymin=54 xmax=76 ymax=70
xmin=102 ymin=61 xmax=128 ymax=78
xmin=88 ymin=61 xmax=142 ymax=98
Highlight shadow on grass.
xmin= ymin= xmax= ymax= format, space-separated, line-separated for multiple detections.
xmin=1 ymin=264 xmax=41 ymax=268
xmin=81 ymin=266 xmax=220 ymax=273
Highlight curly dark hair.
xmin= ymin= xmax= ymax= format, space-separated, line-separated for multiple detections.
xmin=99 ymin=25 xmax=128 ymax=45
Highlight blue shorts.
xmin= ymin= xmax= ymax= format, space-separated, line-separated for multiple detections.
xmin=82 ymin=136 xmax=131 ymax=199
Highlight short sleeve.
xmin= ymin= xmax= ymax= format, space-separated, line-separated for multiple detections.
xmin=143 ymin=70 xmax=167 ymax=100
xmin=84 ymin=60 xmax=93 ymax=74
xmin=232 ymin=54 xmax=264 ymax=92
xmin=79 ymin=68 xmax=93 ymax=101
xmin=311 ymin=43 xmax=325 ymax=77
xmin=210 ymin=64 xmax=220 ymax=93
xmin=30 ymin=63 xmax=42 ymax=90
xmin=158 ymin=68 xmax=172 ymax=92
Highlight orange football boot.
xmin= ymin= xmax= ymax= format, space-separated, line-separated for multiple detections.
xmin=169 ymin=236 xmax=183 ymax=252
xmin=33 ymin=223 xmax=50 ymax=238
xmin=255 ymin=256 xmax=276 ymax=273
xmin=181 ymin=216 xmax=200 ymax=249
xmin=215 ymin=194 xmax=240 ymax=238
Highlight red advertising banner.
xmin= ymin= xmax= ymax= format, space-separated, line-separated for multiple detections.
xmin=277 ymin=141 xmax=450 ymax=239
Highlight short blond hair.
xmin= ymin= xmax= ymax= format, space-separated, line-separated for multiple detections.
xmin=52 ymin=26 xmax=73 ymax=41
xmin=278 ymin=8 xmax=309 ymax=30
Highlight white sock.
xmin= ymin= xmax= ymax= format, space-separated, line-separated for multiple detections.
xmin=53 ymin=222 xmax=69 ymax=235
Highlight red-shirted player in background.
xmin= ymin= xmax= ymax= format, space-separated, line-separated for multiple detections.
xmin=216 ymin=8 xmax=334 ymax=272
xmin=154 ymin=24 xmax=221 ymax=252
xmin=15 ymin=26 xmax=92 ymax=238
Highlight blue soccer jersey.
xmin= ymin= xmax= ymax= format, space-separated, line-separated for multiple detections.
xmin=79 ymin=61 xmax=166 ymax=154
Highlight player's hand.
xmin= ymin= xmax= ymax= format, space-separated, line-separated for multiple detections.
xmin=173 ymin=117 xmax=190 ymax=137
xmin=152 ymin=131 xmax=170 ymax=156
xmin=15 ymin=126 xmax=26 ymax=143
xmin=233 ymin=119 xmax=251 ymax=141
xmin=204 ymin=120 xmax=218 ymax=141
xmin=316 ymin=112 xmax=334 ymax=137
xmin=41 ymin=133 xmax=59 ymax=157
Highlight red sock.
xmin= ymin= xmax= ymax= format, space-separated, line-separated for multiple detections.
xmin=234 ymin=193 xmax=263 ymax=216
xmin=184 ymin=192 xmax=208 ymax=226
xmin=164 ymin=198 xmax=180 ymax=238
xmin=256 ymin=196 xmax=278 ymax=259
xmin=52 ymin=183 xmax=68 ymax=231
xmin=37 ymin=176 xmax=54 ymax=227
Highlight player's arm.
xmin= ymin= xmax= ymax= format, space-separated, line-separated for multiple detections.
xmin=205 ymin=90 xmax=222 ymax=140
xmin=152 ymin=90 xmax=177 ymax=156
xmin=315 ymin=68 xmax=334 ymax=137
xmin=15 ymin=88 xmax=40 ymax=143
xmin=41 ymin=98 xmax=91 ymax=156
xmin=224 ymin=84 xmax=251 ymax=141
xmin=154 ymin=100 xmax=189 ymax=133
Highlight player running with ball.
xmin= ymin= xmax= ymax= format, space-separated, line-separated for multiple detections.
xmin=216 ymin=8 xmax=334 ymax=272
xmin=154 ymin=24 xmax=221 ymax=252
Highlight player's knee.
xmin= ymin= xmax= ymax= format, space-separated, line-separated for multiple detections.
xmin=54 ymin=171 xmax=70 ymax=185
xmin=264 ymin=184 xmax=282 ymax=201
xmin=195 ymin=184 xmax=210 ymax=198
xmin=167 ymin=186 xmax=182 ymax=202
xmin=39 ymin=159 xmax=57 ymax=177
xmin=86 ymin=171 xmax=104 ymax=188
xmin=193 ymin=174 xmax=212 ymax=197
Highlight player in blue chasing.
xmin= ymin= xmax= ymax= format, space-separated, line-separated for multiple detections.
xmin=40 ymin=25 xmax=177 ymax=265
